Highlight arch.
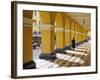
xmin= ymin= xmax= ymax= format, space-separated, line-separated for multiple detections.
xmin=65 ymin=17 xmax=70 ymax=29
xmin=40 ymin=11 xmax=51 ymax=24
xmin=49 ymin=12 xmax=56 ymax=25
xmin=54 ymin=13 xmax=63 ymax=27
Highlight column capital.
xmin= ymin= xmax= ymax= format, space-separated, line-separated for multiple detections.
xmin=23 ymin=17 xmax=33 ymax=27
xmin=23 ymin=17 xmax=33 ymax=24
xmin=65 ymin=29 xmax=71 ymax=32
xmin=55 ymin=27 xmax=64 ymax=32
xmin=39 ymin=24 xmax=54 ymax=30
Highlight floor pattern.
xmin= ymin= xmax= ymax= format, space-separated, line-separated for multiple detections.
xmin=34 ymin=41 xmax=91 ymax=69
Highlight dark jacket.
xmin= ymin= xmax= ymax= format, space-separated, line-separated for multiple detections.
xmin=72 ymin=39 xmax=75 ymax=49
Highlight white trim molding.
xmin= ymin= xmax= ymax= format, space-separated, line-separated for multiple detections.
xmin=23 ymin=17 xmax=33 ymax=24
xmin=39 ymin=24 xmax=53 ymax=30
xmin=65 ymin=29 xmax=71 ymax=32
xmin=24 ymin=24 xmax=32 ymax=27
xmin=55 ymin=27 xmax=64 ymax=32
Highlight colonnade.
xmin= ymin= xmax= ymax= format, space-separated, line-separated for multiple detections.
xmin=23 ymin=11 xmax=89 ymax=68
xmin=39 ymin=11 xmax=89 ymax=60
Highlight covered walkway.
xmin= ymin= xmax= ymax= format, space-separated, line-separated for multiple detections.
xmin=23 ymin=10 xmax=91 ymax=69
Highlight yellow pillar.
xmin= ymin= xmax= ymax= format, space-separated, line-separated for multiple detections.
xmin=85 ymin=28 xmax=88 ymax=41
xmin=54 ymin=13 xmax=65 ymax=53
xmin=55 ymin=27 xmax=65 ymax=52
xmin=77 ymin=24 xmax=80 ymax=44
xmin=82 ymin=27 xmax=85 ymax=42
xmin=71 ymin=22 xmax=75 ymax=40
xmin=79 ymin=25 xmax=81 ymax=43
xmin=82 ymin=27 xmax=84 ymax=42
xmin=75 ymin=23 xmax=78 ymax=45
xmin=84 ymin=28 xmax=87 ymax=41
xmin=64 ymin=19 xmax=71 ymax=49
xmin=23 ymin=10 xmax=36 ymax=69
xmin=80 ymin=26 xmax=82 ymax=42
xmin=79 ymin=25 xmax=84 ymax=44
xmin=80 ymin=26 xmax=83 ymax=43
xmin=39 ymin=12 xmax=56 ymax=60
xmin=39 ymin=25 xmax=56 ymax=60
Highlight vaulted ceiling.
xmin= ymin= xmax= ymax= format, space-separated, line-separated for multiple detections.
xmin=66 ymin=12 xmax=91 ymax=30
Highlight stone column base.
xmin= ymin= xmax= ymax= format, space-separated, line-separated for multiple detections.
xmin=39 ymin=52 xmax=56 ymax=60
xmin=64 ymin=46 xmax=72 ymax=50
xmin=23 ymin=61 xmax=36 ymax=69
xmin=55 ymin=48 xmax=65 ymax=53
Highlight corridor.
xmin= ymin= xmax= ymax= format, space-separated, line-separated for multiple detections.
xmin=23 ymin=10 xmax=91 ymax=69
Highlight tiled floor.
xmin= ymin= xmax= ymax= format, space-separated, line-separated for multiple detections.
xmin=33 ymin=41 xmax=91 ymax=69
